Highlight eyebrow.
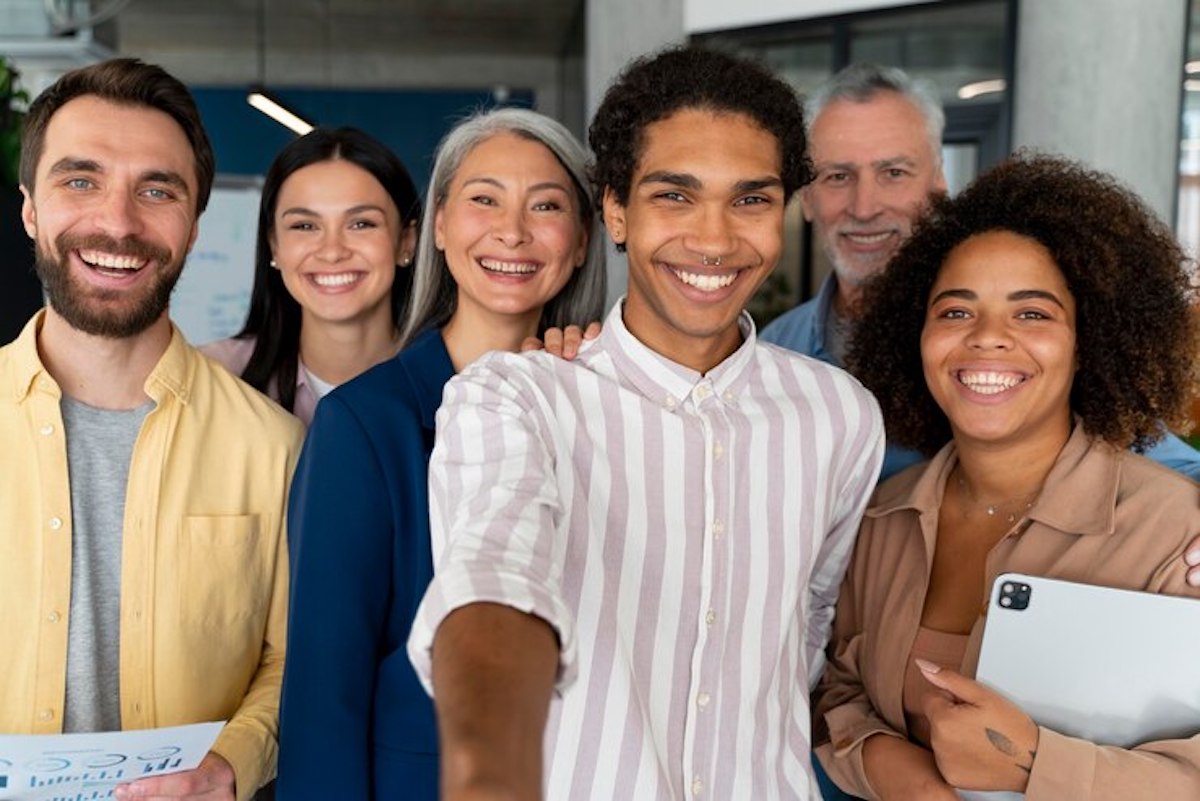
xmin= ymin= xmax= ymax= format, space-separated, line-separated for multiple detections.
xmin=47 ymin=159 xmax=191 ymax=195
xmin=638 ymin=171 xmax=783 ymax=193
xmin=281 ymin=204 xmax=388 ymax=217
xmin=818 ymin=155 xmax=918 ymax=172
xmin=47 ymin=158 xmax=101 ymax=176
xmin=460 ymin=177 xmax=571 ymax=194
xmin=929 ymin=287 xmax=1067 ymax=309
xmin=143 ymin=170 xmax=191 ymax=195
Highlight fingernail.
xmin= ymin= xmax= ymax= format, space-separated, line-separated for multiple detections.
xmin=1186 ymin=548 xmax=1200 ymax=567
xmin=915 ymin=658 xmax=941 ymax=674
xmin=1188 ymin=569 xmax=1200 ymax=588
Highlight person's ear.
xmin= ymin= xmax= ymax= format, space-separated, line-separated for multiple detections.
xmin=397 ymin=220 xmax=418 ymax=266
xmin=434 ymin=206 xmax=447 ymax=251
xmin=20 ymin=185 xmax=36 ymax=239
xmin=602 ymin=187 xmax=626 ymax=248
xmin=799 ymin=185 xmax=816 ymax=224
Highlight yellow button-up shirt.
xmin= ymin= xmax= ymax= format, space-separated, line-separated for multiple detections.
xmin=0 ymin=312 xmax=304 ymax=800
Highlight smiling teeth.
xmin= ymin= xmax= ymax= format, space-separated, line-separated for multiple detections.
xmin=958 ymin=371 xmax=1024 ymax=395
xmin=844 ymin=232 xmax=891 ymax=244
xmin=480 ymin=258 xmax=539 ymax=274
xmin=312 ymin=272 xmax=361 ymax=287
xmin=80 ymin=250 xmax=144 ymax=270
xmin=673 ymin=269 xmax=736 ymax=292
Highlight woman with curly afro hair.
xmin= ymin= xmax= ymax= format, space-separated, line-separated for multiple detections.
xmin=814 ymin=153 xmax=1200 ymax=800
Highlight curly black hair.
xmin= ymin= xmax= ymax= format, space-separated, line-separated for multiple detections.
xmin=848 ymin=152 xmax=1199 ymax=456
xmin=587 ymin=45 xmax=811 ymax=210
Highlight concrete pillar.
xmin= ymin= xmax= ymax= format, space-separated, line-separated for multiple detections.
xmin=586 ymin=0 xmax=685 ymax=306
xmin=1013 ymin=0 xmax=1188 ymax=224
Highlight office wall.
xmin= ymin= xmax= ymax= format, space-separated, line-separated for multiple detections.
xmin=684 ymin=0 xmax=926 ymax=33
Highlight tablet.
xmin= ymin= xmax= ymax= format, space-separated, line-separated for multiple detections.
xmin=976 ymin=573 xmax=1200 ymax=748
xmin=956 ymin=574 xmax=1200 ymax=801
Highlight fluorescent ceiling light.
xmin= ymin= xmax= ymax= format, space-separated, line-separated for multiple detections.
xmin=1187 ymin=60 xmax=1200 ymax=74
xmin=247 ymin=89 xmax=314 ymax=135
xmin=1187 ymin=79 xmax=1200 ymax=93
xmin=957 ymin=79 xmax=1007 ymax=100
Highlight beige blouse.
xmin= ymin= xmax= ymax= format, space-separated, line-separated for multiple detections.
xmin=814 ymin=423 xmax=1200 ymax=800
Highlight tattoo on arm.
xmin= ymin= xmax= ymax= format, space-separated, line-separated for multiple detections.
xmin=985 ymin=728 xmax=1035 ymax=774
xmin=985 ymin=727 xmax=1017 ymax=757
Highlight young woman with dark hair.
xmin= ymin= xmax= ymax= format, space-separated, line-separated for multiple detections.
xmin=202 ymin=126 xmax=419 ymax=424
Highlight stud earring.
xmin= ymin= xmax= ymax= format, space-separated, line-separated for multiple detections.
xmin=270 ymin=259 xmax=278 ymax=268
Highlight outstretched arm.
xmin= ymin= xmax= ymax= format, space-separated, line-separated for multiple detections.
xmin=432 ymin=603 xmax=558 ymax=801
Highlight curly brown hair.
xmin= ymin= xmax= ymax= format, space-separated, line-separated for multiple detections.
xmin=588 ymin=46 xmax=811 ymax=211
xmin=848 ymin=152 xmax=1199 ymax=456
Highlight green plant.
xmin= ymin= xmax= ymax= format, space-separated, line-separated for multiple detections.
xmin=0 ymin=56 xmax=29 ymax=188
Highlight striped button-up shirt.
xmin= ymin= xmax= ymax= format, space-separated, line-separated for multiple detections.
xmin=410 ymin=302 xmax=884 ymax=800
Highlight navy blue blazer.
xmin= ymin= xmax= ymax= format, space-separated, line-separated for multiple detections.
xmin=277 ymin=328 xmax=453 ymax=800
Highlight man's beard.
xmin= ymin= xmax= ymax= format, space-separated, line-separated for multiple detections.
xmin=35 ymin=232 xmax=182 ymax=339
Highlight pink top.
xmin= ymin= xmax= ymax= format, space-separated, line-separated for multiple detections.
xmin=200 ymin=336 xmax=319 ymax=427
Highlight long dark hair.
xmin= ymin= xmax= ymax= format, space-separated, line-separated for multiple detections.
xmin=235 ymin=127 xmax=421 ymax=411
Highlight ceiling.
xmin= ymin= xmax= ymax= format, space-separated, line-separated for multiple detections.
xmin=117 ymin=0 xmax=585 ymax=60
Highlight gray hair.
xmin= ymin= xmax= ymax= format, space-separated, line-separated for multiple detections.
xmin=398 ymin=107 xmax=607 ymax=348
xmin=805 ymin=63 xmax=945 ymax=166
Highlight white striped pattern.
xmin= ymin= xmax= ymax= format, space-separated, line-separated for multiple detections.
xmin=410 ymin=303 xmax=884 ymax=800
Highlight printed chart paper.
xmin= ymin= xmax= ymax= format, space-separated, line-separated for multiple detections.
xmin=0 ymin=721 xmax=223 ymax=801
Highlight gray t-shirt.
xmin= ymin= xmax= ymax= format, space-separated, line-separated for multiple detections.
xmin=60 ymin=395 xmax=153 ymax=732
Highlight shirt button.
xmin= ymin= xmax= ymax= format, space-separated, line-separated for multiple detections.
xmin=697 ymin=691 xmax=711 ymax=708
xmin=705 ymin=608 xmax=716 ymax=626
xmin=47 ymin=611 xmax=61 ymax=623
xmin=39 ymin=424 xmax=54 ymax=436
xmin=723 ymin=390 xmax=735 ymax=403
xmin=695 ymin=384 xmax=711 ymax=400
xmin=664 ymin=396 xmax=677 ymax=410
xmin=712 ymin=519 xmax=725 ymax=538
xmin=39 ymin=708 xmax=54 ymax=721
xmin=713 ymin=442 xmax=724 ymax=460
xmin=691 ymin=777 xmax=704 ymax=796
xmin=48 ymin=516 xmax=63 ymax=530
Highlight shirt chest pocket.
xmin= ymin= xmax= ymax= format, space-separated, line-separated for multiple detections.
xmin=179 ymin=515 xmax=270 ymax=628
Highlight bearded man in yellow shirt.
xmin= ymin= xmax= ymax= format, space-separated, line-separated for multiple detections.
xmin=0 ymin=58 xmax=303 ymax=801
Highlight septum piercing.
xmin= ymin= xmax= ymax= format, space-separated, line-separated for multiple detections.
xmin=701 ymin=255 xmax=722 ymax=267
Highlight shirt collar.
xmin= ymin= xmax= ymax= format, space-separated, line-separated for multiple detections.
xmin=598 ymin=297 xmax=758 ymax=412
xmin=140 ymin=323 xmax=193 ymax=405
xmin=867 ymin=420 xmax=1119 ymax=538
xmin=405 ymin=327 xmax=457 ymax=429
xmin=810 ymin=275 xmax=840 ymax=363
xmin=6 ymin=309 xmax=194 ymax=406
xmin=7 ymin=311 xmax=52 ymax=403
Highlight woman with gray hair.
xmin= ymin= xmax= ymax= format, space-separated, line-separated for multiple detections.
xmin=277 ymin=107 xmax=605 ymax=800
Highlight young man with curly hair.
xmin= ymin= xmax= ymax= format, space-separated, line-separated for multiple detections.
xmin=407 ymin=47 xmax=884 ymax=800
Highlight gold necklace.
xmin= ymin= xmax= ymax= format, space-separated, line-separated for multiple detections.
xmin=954 ymin=471 xmax=1042 ymax=524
